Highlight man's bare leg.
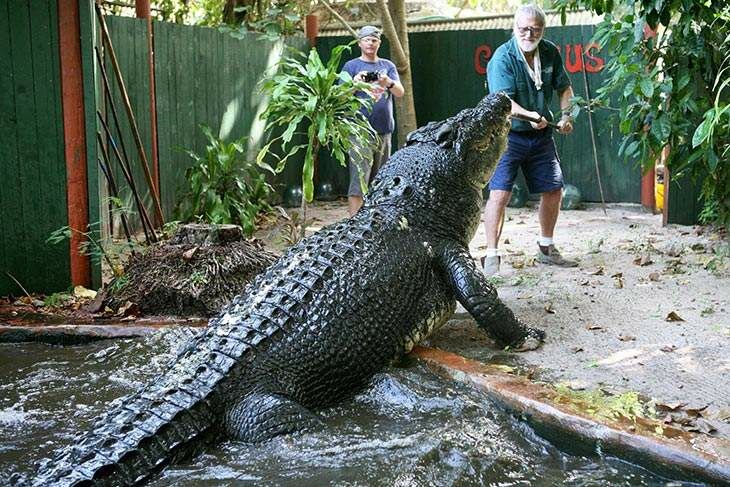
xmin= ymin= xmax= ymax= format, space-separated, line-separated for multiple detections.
xmin=483 ymin=190 xmax=512 ymax=247
xmin=537 ymin=188 xmax=561 ymax=239
xmin=348 ymin=195 xmax=363 ymax=216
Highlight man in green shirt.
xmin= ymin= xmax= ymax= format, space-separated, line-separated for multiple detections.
xmin=481 ymin=4 xmax=578 ymax=276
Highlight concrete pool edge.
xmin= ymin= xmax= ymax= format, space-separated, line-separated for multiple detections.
xmin=412 ymin=346 xmax=730 ymax=485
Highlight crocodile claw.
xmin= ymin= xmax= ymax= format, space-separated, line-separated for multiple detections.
xmin=511 ymin=327 xmax=546 ymax=352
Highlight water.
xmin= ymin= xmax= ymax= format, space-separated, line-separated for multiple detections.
xmin=0 ymin=331 xmax=704 ymax=486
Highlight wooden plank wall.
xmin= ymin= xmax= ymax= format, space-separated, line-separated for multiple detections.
xmin=102 ymin=16 xmax=307 ymax=231
xmin=314 ymin=25 xmax=641 ymax=204
xmin=0 ymin=0 xmax=69 ymax=296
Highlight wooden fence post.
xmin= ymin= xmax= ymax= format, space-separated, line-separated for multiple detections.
xmin=58 ymin=0 xmax=91 ymax=287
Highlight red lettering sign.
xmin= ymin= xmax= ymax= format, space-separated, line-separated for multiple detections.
xmin=474 ymin=42 xmax=604 ymax=75
xmin=474 ymin=45 xmax=492 ymax=75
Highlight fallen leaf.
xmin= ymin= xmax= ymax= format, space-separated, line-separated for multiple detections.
xmin=691 ymin=418 xmax=717 ymax=434
xmin=618 ymin=334 xmax=636 ymax=342
xmin=633 ymin=255 xmax=653 ymax=266
xmin=585 ymin=324 xmax=603 ymax=331
xmin=685 ymin=405 xmax=708 ymax=417
xmin=580 ymin=279 xmax=590 ymax=286
xmin=648 ymin=272 xmax=661 ymax=281
xmin=656 ymin=401 xmax=686 ymax=411
xmin=611 ymin=273 xmax=624 ymax=288
xmin=589 ymin=267 xmax=604 ymax=276
xmin=544 ymin=302 xmax=556 ymax=314
xmin=73 ymin=285 xmax=97 ymax=299
xmin=504 ymin=238 xmax=510 ymax=244
xmin=660 ymin=344 xmax=678 ymax=353
xmin=571 ymin=347 xmax=584 ymax=353
xmin=665 ymin=311 xmax=685 ymax=322
xmin=182 ymin=246 xmax=199 ymax=260
xmin=663 ymin=414 xmax=674 ymax=424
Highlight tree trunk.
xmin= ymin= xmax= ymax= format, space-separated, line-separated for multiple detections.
xmin=375 ymin=0 xmax=417 ymax=148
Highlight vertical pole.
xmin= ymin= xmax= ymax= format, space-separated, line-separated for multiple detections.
xmin=641 ymin=170 xmax=655 ymax=211
xmin=136 ymin=0 xmax=160 ymax=221
xmin=58 ymin=0 xmax=91 ymax=287
xmin=305 ymin=14 xmax=319 ymax=47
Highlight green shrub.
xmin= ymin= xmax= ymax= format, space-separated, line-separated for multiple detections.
xmin=175 ymin=125 xmax=273 ymax=236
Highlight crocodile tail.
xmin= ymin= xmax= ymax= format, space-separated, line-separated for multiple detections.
xmin=32 ymin=353 xmax=230 ymax=486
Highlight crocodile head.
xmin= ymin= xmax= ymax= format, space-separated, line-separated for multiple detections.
xmin=449 ymin=92 xmax=512 ymax=185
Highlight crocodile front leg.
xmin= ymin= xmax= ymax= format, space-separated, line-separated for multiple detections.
xmin=438 ymin=242 xmax=545 ymax=350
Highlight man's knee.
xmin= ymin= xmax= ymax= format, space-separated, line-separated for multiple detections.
xmin=541 ymin=188 xmax=562 ymax=203
xmin=486 ymin=189 xmax=512 ymax=208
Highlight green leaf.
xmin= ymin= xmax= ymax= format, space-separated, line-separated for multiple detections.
xmin=692 ymin=116 xmax=712 ymax=147
xmin=639 ymin=78 xmax=654 ymax=98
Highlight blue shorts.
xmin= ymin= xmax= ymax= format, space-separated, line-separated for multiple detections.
xmin=488 ymin=129 xmax=564 ymax=194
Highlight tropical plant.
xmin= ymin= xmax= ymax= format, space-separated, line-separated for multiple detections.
xmin=555 ymin=0 xmax=730 ymax=227
xmin=256 ymin=43 xmax=375 ymax=237
xmin=175 ymin=125 xmax=274 ymax=236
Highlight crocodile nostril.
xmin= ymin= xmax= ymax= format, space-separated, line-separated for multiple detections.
xmin=403 ymin=186 xmax=414 ymax=197
xmin=392 ymin=177 xmax=401 ymax=185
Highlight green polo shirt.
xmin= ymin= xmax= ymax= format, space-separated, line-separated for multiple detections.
xmin=487 ymin=37 xmax=571 ymax=132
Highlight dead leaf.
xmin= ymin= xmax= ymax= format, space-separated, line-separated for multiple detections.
xmin=504 ymin=238 xmax=510 ymax=244
xmin=580 ymin=279 xmax=590 ymax=286
xmin=589 ymin=267 xmax=605 ymax=276
xmin=618 ymin=334 xmax=636 ymax=342
xmin=656 ymin=401 xmax=686 ymax=412
xmin=633 ymin=255 xmax=653 ymax=266
xmin=660 ymin=344 xmax=678 ymax=353
xmin=116 ymin=301 xmax=139 ymax=317
xmin=663 ymin=414 xmax=674 ymax=424
xmin=691 ymin=418 xmax=717 ymax=434
xmin=585 ymin=324 xmax=603 ymax=331
xmin=544 ymin=302 xmax=556 ymax=314
xmin=665 ymin=311 xmax=685 ymax=322
xmin=648 ymin=272 xmax=661 ymax=282
xmin=685 ymin=405 xmax=708 ymax=417
xmin=611 ymin=273 xmax=624 ymax=288
xmin=73 ymin=286 xmax=97 ymax=299
xmin=571 ymin=347 xmax=584 ymax=353
xmin=182 ymin=246 xmax=199 ymax=260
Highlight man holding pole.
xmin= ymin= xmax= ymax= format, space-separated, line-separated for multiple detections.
xmin=481 ymin=4 xmax=578 ymax=276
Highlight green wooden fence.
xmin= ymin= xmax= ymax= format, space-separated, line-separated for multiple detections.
xmin=0 ymin=0 xmax=69 ymax=296
xmin=102 ymin=16 xmax=308 ymax=232
xmin=314 ymin=25 xmax=641 ymax=204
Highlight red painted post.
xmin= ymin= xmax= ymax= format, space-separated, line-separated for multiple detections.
xmin=305 ymin=14 xmax=319 ymax=47
xmin=641 ymin=170 xmax=655 ymax=212
xmin=136 ymin=0 xmax=160 ymax=220
xmin=58 ymin=0 xmax=91 ymax=287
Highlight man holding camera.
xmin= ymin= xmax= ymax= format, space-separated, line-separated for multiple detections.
xmin=342 ymin=25 xmax=405 ymax=216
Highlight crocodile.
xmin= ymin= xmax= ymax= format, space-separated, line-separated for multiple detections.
xmin=31 ymin=92 xmax=544 ymax=486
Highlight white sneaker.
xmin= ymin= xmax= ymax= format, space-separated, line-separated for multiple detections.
xmin=481 ymin=255 xmax=501 ymax=277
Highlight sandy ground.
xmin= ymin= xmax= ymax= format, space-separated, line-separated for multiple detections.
xmin=280 ymin=199 xmax=730 ymax=441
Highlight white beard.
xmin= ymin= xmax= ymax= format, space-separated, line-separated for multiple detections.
xmin=518 ymin=38 xmax=541 ymax=53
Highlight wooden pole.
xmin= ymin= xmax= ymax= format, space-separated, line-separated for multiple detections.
xmin=95 ymin=2 xmax=164 ymax=227
xmin=579 ymin=45 xmax=607 ymax=215
xmin=136 ymin=0 xmax=160 ymax=217
xmin=58 ymin=0 xmax=91 ymax=287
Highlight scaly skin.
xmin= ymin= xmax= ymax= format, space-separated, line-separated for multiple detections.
xmin=31 ymin=93 xmax=543 ymax=486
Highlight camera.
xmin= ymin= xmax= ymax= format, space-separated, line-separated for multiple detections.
xmin=362 ymin=71 xmax=381 ymax=82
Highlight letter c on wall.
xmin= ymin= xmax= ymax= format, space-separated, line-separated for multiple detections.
xmin=474 ymin=45 xmax=492 ymax=75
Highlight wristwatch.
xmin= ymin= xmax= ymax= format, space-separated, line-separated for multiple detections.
xmin=387 ymin=81 xmax=395 ymax=90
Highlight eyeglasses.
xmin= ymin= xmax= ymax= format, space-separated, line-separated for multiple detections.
xmin=516 ymin=26 xmax=544 ymax=35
